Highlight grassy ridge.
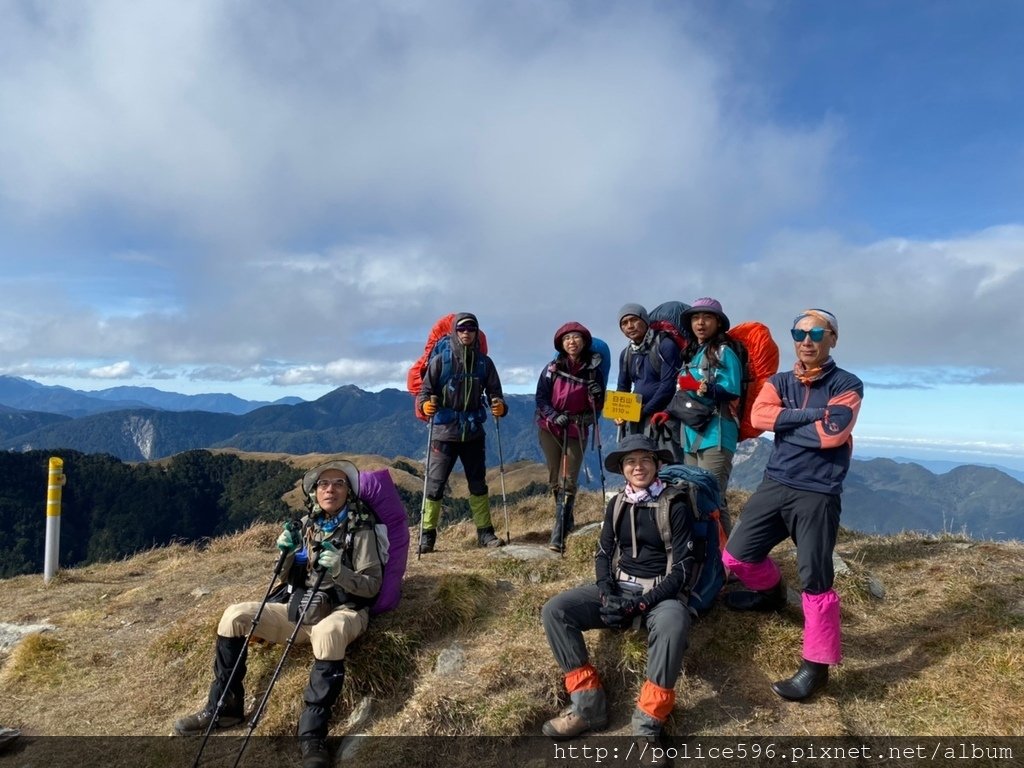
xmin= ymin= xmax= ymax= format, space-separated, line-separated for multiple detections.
xmin=1 ymin=456 xmax=1022 ymax=748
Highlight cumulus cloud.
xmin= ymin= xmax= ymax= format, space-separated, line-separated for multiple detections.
xmin=0 ymin=0 xmax=1021 ymax=400
xmin=712 ymin=226 xmax=1024 ymax=384
xmin=88 ymin=361 xmax=137 ymax=379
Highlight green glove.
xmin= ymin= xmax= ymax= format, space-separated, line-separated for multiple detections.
xmin=276 ymin=523 xmax=298 ymax=553
xmin=317 ymin=541 xmax=342 ymax=577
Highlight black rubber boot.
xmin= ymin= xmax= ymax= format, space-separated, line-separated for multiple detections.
xmin=298 ymin=659 xmax=346 ymax=746
xmin=173 ymin=635 xmax=246 ymax=735
xmin=548 ymin=491 xmax=566 ymax=552
xmin=563 ymin=494 xmax=576 ymax=534
xmin=771 ymin=659 xmax=829 ymax=701
xmin=724 ymin=579 xmax=787 ymax=612
xmin=418 ymin=528 xmax=436 ymax=555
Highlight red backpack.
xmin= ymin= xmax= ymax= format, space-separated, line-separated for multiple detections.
xmin=406 ymin=314 xmax=489 ymax=421
xmin=725 ymin=322 xmax=779 ymax=441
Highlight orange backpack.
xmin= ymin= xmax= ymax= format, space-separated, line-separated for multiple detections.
xmin=406 ymin=314 xmax=489 ymax=421
xmin=725 ymin=322 xmax=780 ymax=441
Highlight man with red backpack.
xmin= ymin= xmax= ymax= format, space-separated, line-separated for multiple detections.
xmin=416 ymin=312 xmax=507 ymax=553
xmin=614 ymin=303 xmax=683 ymax=461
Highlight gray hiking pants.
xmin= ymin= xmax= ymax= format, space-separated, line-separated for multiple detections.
xmin=684 ymin=446 xmax=734 ymax=533
xmin=541 ymin=583 xmax=691 ymax=689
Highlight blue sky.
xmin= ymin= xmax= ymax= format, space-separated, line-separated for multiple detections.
xmin=1 ymin=1 xmax=1022 ymax=469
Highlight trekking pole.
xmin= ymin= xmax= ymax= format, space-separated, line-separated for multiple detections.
xmin=558 ymin=428 xmax=569 ymax=558
xmin=491 ymin=399 xmax=511 ymax=544
xmin=417 ymin=398 xmax=437 ymax=562
xmin=230 ymin=559 xmax=329 ymax=768
xmin=191 ymin=518 xmax=299 ymax=768
xmin=591 ymin=399 xmax=607 ymax=502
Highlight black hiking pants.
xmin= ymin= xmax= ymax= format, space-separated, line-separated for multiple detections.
xmin=425 ymin=437 xmax=488 ymax=500
xmin=725 ymin=477 xmax=841 ymax=594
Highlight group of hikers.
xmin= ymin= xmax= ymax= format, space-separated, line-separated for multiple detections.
xmin=172 ymin=301 xmax=863 ymax=768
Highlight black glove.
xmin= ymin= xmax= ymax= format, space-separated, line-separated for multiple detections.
xmin=552 ymin=412 xmax=570 ymax=427
xmin=597 ymin=579 xmax=619 ymax=604
xmin=587 ymin=380 xmax=603 ymax=397
xmin=599 ymin=594 xmax=645 ymax=629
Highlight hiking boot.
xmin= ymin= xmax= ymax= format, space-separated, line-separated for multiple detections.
xmin=300 ymin=738 xmax=330 ymax=768
xmin=723 ymin=579 xmax=787 ymax=612
xmin=418 ymin=528 xmax=436 ymax=555
xmin=172 ymin=701 xmax=243 ymax=736
xmin=477 ymin=526 xmax=505 ymax=548
xmin=771 ymin=659 xmax=829 ymax=701
xmin=542 ymin=707 xmax=606 ymax=741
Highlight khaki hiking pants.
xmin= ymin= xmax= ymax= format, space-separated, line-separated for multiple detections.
xmin=218 ymin=601 xmax=368 ymax=662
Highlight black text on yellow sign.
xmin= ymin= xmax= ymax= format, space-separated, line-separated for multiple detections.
xmin=602 ymin=391 xmax=643 ymax=423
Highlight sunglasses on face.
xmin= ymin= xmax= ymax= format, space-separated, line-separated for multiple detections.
xmin=790 ymin=327 xmax=830 ymax=342
xmin=456 ymin=325 xmax=478 ymax=333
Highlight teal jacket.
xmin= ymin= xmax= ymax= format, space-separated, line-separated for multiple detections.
xmin=680 ymin=342 xmax=742 ymax=453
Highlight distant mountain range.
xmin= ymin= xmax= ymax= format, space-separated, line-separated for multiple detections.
xmin=0 ymin=375 xmax=301 ymax=417
xmin=879 ymin=455 xmax=1024 ymax=484
xmin=2 ymin=375 xmax=1022 ymax=541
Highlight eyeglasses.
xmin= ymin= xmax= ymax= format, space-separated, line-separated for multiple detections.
xmin=562 ymin=333 xmax=584 ymax=342
xmin=456 ymin=325 xmax=478 ymax=333
xmin=791 ymin=327 xmax=831 ymax=343
xmin=316 ymin=479 xmax=348 ymax=490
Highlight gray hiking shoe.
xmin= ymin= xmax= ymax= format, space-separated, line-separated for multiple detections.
xmin=476 ymin=526 xmax=505 ymax=548
xmin=173 ymin=704 xmax=243 ymax=736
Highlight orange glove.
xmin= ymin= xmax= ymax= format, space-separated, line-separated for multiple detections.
xmin=490 ymin=398 xmax=507 ymax=418
xmin=421 ymin=399 xmax=439 ymax=418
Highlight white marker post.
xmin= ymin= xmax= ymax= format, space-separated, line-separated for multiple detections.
xmin=43 ymin=457 xmax=66 ymax=584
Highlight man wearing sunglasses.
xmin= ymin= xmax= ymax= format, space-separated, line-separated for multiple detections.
xmin=417 ymin=312 xmax=508 ymax=551
xmin=719 ymin=308 xmax=863 ymax=702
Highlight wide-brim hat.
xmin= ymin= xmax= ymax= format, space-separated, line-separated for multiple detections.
xmin=603 ymin=434 xmax=674 ymax=474
xmin=302 ymin=459 xmax=360 ymax=498
xmin=681 ymin=297 xmax=730 ymax=332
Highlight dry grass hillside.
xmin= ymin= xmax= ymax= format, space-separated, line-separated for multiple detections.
xmin=1 ymin=452 xmax=1023 ymax=766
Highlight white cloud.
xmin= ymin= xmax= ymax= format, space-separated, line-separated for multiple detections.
xmin=1 ymin=0 xmax=1022 ymax=403
xmin=88 ymin=360 xmax=137 ymax=379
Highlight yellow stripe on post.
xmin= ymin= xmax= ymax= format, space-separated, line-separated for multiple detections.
xmin=47 ymin=457 xmax=65 ymax=516
xmin=44 ymin=457 xmax=65 ymax=583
